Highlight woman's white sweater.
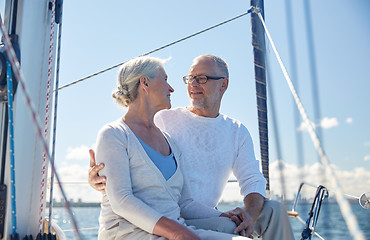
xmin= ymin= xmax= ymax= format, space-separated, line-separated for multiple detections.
xmin=95 ymin=119 xmax=221 ymax=234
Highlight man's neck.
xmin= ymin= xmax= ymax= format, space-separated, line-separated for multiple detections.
xmin=186 ymin=106 xmax=219 ymax=118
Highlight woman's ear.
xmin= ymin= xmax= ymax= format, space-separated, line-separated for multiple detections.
xmin=139 ymin=76 xmax=149 ymax=93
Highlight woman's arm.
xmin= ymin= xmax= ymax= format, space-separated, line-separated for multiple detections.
xmin=153 ymin=216 xmax=201 ymax=240
xmin=96 ymin=125 xmax=162 ymax=233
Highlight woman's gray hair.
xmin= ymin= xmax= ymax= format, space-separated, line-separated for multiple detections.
xmin=112 ymin=56 xmax=167 ymax=107
xmin=193 ymin=54 xmax=229 ymax=78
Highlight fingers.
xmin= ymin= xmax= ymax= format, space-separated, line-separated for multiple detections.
xmin=94 ymin=182 xmax=107 ymax=193
xmin=233 ymin=223 xmax=252 ymax=236
xmin=90 ymin=174 xmax=106 ymax=184
xmin=88 ymin=163 xmax=106 ymax=186
xmin=88 ymin=172 xmax=107 ymax=192
xmin=219 ymin=212 xmax=232 ymax=218
xmin=229 ymin=207 xmax=243 ymax=215
xmin=89 ymin=149 xmax=96 ymax=167
xmin=232 ymin=216 xmax=254 ymax=237
xmin=89 ymin=162 xmax=105 ymax=175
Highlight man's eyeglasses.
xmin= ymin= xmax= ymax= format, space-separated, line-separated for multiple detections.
xmin=183 ymin=75 xmax=225 ymax=84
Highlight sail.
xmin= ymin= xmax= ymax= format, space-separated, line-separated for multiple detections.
xmin=0 ymin=0 xmax=58 ymax=237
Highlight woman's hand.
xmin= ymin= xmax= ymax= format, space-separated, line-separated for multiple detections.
xmin=153 ymin=217 xmax=201 ymax=240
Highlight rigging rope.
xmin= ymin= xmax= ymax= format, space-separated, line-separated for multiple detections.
xmin=6 ymin=61 xmax=17 ymax=235
xmin=302 ymin=2 xmax=332 ymax=237
xmin=266 ymin=57 xmax=287 ymax=201
xmin=0 ymin=13 xmax=82 ymax=240
xmin=39 ymin=0 xmax=56 ymax=232
xmin=254 ymin=7 xmax=366 ymax=240
xmin=57 ymin=9 xmax=252 ymax=91
xmin=303 ymin=0 xmax=323 ymax=144
xmin=48 ymin=0 xmax=63 ymax=234
xmin=284 ymin=0 xmax=305 ymax=179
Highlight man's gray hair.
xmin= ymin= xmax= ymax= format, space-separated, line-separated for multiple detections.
xmin=193 ymin=54 xmax=229 ymax=78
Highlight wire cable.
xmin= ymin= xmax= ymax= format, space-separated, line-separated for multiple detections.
xmin=57 ymin=9 xmax=252 ymax=91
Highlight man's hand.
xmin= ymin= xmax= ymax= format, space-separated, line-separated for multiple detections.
xmin=88 ymin=149 xmax=107 ymax=193
xmin=225 ymin=207 xmax=255 ymax=238
xmin=225 ymin=193 xmax=264 ymax=238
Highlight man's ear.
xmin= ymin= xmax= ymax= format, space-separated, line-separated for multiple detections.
xmin=221 ymin=78 xmax=229 ymax=93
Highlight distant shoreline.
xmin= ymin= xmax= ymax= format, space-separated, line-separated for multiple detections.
xmin=47 ymin=202 xmax=101 ymax=208
xmin=47 ymin=198 xmax=360 ymax=208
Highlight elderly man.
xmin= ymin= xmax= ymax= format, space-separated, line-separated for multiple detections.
xmin=89 ymin=55 xmax=294 ymax=239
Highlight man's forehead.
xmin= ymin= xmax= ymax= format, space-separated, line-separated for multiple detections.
xmin=189 ymin=59 xmax=216 ymax=73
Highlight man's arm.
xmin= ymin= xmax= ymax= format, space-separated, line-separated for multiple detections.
xmin=88 ymin=149 xmax=107 ymax=193
xmin=225 ymin=193 xmax=264 ymax=238
xmin=227 ymin=125 xmax=266 ymax=236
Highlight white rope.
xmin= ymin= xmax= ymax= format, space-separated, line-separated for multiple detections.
xmin=39 ymin=0 xmax=56 ymax=232
xmin=253 ymin=8 xmax=366 ymax=240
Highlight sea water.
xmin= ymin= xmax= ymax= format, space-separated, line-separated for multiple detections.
xmin=51 ymin=203 xmax=369 ymax=240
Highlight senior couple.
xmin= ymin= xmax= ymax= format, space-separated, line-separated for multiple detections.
xmin=89 ymin=54 xmax=294 ymax=239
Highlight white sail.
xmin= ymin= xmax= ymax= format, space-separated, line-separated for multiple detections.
xmin=0 ymin=0 xmax=57 ymax=237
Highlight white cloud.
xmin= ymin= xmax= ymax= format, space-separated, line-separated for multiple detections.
xmin=297 ymin=121 xmax=315 ymax=132
xmin=364 ymin=142 xmax=370 ymax=147
xmin=267 ymin=161 xmax=370 ymax=201
xmin=319 ymin=117 xmax=339 ymax=129
xmin=48 ymin=164 xmax=101 ymax=202
xmin=346 ymin=118 xmax=353 ymax=124
xmin=297 ymin=117 xmax=339 ymax=132
xmin=50 ymin=160 xmax=370 ymax=204
xmin=221 ymin=161 xmax=370 ymax=203
xmin=364 ymin=155 xmax=370 ymax=161
xmin=65 ymin=145 xmax=90 ymax=160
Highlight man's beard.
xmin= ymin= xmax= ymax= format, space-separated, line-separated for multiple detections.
xmin=189 ymin=97 xmax=206 ymax=109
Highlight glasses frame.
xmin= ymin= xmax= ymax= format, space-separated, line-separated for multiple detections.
xmin=183 ymin=75 xmax=225 ymax=84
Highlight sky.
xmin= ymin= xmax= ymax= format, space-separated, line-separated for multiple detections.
xmin=2 ymin=0 xmax=370 ymax=203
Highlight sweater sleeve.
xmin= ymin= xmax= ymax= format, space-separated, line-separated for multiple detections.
xmin=154 ymin=110 xmax=166 ymax=131
xmin=96 ymin=125 xmax=163 ymax=233
xmin=233 ymin=125 xmax=267 ymax=199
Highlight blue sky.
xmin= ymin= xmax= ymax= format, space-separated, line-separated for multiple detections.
xmin=2 ymin=0 xmax=369 ymax=201
xmin=51 ymin=0 xmax=370 ymax=201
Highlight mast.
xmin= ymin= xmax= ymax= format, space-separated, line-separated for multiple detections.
xmin=250 ymin=0 xmax=269 ymax=196
xmin=0 ymin=0 xmax=58 ymax=237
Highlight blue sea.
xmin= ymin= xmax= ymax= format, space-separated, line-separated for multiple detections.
xmin=51 ymin=203 xmax=369 ymax=240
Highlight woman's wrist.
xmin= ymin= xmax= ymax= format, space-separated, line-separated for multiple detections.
xmin=153 ymin=216 xmax=186 ymax=239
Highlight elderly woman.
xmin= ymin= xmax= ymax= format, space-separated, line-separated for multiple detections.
xmin=95 ymin=56 xmax=251 ymax=240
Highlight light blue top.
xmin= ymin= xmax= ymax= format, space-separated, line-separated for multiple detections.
xmin=137 ymin=137 xmax=177 ymax=180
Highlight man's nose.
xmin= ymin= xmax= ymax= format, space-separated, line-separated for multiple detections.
xmin=189 ymin=78 xmax=200 ymax=86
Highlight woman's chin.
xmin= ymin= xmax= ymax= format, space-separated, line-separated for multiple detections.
xmin=156 ymin=104 xmax=171 ymax=112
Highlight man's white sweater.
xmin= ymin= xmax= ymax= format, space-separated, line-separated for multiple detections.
xmin=155 ymin=107 xmax=266 ymax=208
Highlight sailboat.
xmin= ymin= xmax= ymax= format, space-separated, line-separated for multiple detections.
xmin=0 ymin=0 xmax=368 ymax=239
xmin=0 ymin=0 xmax=70 ymax=239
